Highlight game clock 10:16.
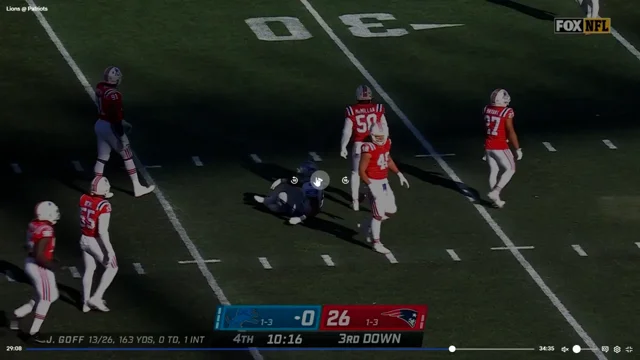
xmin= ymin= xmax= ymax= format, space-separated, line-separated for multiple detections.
xmin=213 ymin=331 xmax=424 ymax=348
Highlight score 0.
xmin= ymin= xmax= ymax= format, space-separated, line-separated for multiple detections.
xmin=296 ymin=309 xmax=317 ymax=327
xmin=326 ymin=310 xmax=351 ymax=327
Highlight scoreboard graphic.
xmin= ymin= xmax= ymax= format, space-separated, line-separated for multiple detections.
xmin=26 ymin=304 xmax=428 ymax=349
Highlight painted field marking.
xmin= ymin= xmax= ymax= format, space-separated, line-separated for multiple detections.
xmin=636 ymin=242 xmax=640 ymax=249
xmin=321 ymin=254 xmax=335 ymax=267
xmin=26 ymin=4 xmax=263 ymax=359
xmin=258 ymin=257 xmax=273 ymax=269
xmin=68 ymin=266 xmax=81 ymax=278
xmin=415 ymin=153 xmax=456 ymax=158
xmin=309 ymin=152 xmax=322 ymax=161
xmin=250 ymin=154 xmax=262 ymax=163
xmin=602 ymin=139 xmax=617 ymax=150
xmin=446 ymin=249 xmax=461 ymax=261
xmin=491 ymin=246 xmax=534 ymax=250
xmin=572 ymin=245 xmax=588 ymax=257
xmin=385 ymin=252 xmax=398 ymax=264
xmin=178 ymin=259 xmax=221 ymax=264
xmin=192 ymin=156 xmax=203 ymax=167
xmin=410 ymin=24 xmax=464 ymax=31
xmin=5 ymin=270 xmax=15 ymax=282
xmin=11 ymin=163 xmax=22 ymax=174
xmin=133 ymin=263 xmax=146 ymax=274
xmin=298 ymin=1 xmax=606 ymax=357
xmin=72 ymin=160 xmax=84 ymax=172
xmin=542 ymin=142 xmax=557 ymax=152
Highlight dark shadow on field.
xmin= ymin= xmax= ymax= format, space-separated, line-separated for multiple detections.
xmin=300 ymin=217 xmax=369 ymax=249
xmin=486 ymin=0 xmax=556 ymax=21
xmin=0 ymin=260 xmax=81 ymax=309
xmin=396 ymin=162 xmax=494 ymax=207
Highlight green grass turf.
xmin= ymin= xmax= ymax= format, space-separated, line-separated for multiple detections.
xmin=1 ymin=0 xmax=639 ymax=359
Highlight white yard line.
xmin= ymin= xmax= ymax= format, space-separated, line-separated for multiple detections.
xmin=192 ymin=156 xmax=203 ymax=167
xmin=491 ymin=246 xmax=535 ymax=250
xmin=602 ymin=139 xmax=617 ymax=150
xmin=250 ymin=154 xmax=262 ymax=163
xmin=72 ymin=160 xmax=84 ymax=172
xmin=26 ymin=3 xmax=262 ymax=358
xmin=572 ymin=245 xmax=588 ymax=257
xmin=258 ymin=257 xmax=273 ymax=269
xmin=636 ymin=242 xmax=640 ymax=249
xmin=309 ymin=152 xmax=322 ymax=161
xmin=321 ymin=254 xmax=335 ymax=266
xmin=446 ymin=249 xmax=461 ymax=261
xmin=385 ymin=252 xmax=399 ymax=264
xmin=299 ymin=1 xmax=605 ymax=358
xmin=68 ymin=266 xmax=81 ymax=278
xmin=133 ymin=263 xmax=146 ymax=274
xmin=542 ymin=142 xmax=557 ymax=152
xmin=178 ymin=259 xmax=221 ymax=264
xmin=11 ymin=163 xmax=22 ymax=174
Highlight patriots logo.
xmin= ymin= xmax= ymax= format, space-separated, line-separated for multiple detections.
xmin=381 ymin=309 xmax=418 ymax=328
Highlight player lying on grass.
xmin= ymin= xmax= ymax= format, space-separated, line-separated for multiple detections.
xmin=253 ymin=161 xmax=324 ymax=225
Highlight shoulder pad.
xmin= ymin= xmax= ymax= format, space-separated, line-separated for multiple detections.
xmin=345 ymin=106 xmax=354 ymax=117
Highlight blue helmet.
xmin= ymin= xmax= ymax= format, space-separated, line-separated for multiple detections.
xmin=296 ymin=160 xmax=318 ymax=182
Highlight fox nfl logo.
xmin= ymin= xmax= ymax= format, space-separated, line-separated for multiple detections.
xmin=554 ymin=18 xmax=611 ymax=34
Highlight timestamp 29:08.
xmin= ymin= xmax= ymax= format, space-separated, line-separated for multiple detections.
xmin=267 ymin=334 xmax=303 ymax=345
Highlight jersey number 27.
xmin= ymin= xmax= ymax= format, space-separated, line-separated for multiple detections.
xmin=485 ymin=115 xmax=501 ymax=136
xmin=377 ymin=152 xmax=390 ymax=169
xmin=356 ymin=113 xmax=377 ymax=133
xmin=80 ymin=204 xmax=96 ymax=230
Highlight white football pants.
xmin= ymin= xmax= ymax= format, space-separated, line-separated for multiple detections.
xmin=24 ymin=258 xmax=59 ymax=303
xmin=80 ymin=235 xmax=119 ymax=301
xmin=368 ymin=178 xmax=397 ymax=220
xmin=350 ymin=141 xmax=364 ymax=200
xmin=486 ymin=149 xmax=516 ymax=191
xmin=95 ymin=119 xmax=133 ymax=160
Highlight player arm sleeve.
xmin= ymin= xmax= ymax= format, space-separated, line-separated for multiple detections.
xmin=340 ymin=118 xmax=352 ymax=150
xmin=98 ymin=213 xmax=115 ymax=254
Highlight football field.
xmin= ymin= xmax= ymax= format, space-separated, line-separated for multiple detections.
xmin=1 ymin=0 xmax=639 ymax=359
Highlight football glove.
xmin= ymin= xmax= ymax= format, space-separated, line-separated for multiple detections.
xmin=340 ymin=148 xmax=348 ymax=159
xmin=515 ymin=148 xmax=523 ymax=160
xmin=398 ymin=172 xmax=410 ymax=188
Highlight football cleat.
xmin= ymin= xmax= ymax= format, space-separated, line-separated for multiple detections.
xmin=490 ymin=88 xmax=511 ymax=107
xmin=356 ymin=85 xmax=373 ymax=101
xmin=88 ymin=298 xmax=110 ymax=312
xmin=10 ymin=318 xmax=19 ymax=331
xmin=487 ymin=191 xmax=505 ymax=208
xmin=29 ymin=333 xmax=49 ymax=344
xmin=254 ymin=195 xmax=265 ymax=204
xmin=82 ymin=302 xmax=91 ymax=313
xmin=134 ymin=185 xmax=155 ymax=198
xmin=35 ymin=201 xmax=60 ymax=225
xmin=373 ymin=241 xmax=390 ymax=254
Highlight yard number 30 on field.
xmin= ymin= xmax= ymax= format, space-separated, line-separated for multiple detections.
xmin=245 ymin=13 xmax=409 ymax=41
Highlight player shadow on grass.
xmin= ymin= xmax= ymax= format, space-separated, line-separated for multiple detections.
xmin=396 ymin=162 xmax=494 ymax=207
xmin=242 ymin=193 xmax=369 ymax=249
xmin=486 ymin=0 xmax=556 ymax=21
xmin=0 ymin=260 xmax=83 ymax=311
xmin=55 ymin=171 xmax=133 ymax=197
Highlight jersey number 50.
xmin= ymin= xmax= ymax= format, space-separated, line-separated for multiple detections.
xmin=80 ymin=207 xmax=96 ymax=229
xmin=485 ymin=115 xmax=501 ymax=136
xmin=356 ymin=113 xmax=377 ymax=133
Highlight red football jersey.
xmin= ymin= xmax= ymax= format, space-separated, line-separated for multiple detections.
xmin=484 ymin=105 xmax=514 ymax=150
xmin=361 ymin=139 xmax=392 ymax=180
xmin=346 ymin=103 xmax=385 ymax=142
xmin=26 ymin=220 xmax=55 ymax=261
xmin=79 ymin=194 xmax=111 ymax=237
xmin=96 ymin=82 xmax=124 ymax=124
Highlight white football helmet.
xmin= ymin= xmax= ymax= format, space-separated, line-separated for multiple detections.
xmin=356 ymin=85 xmax=372 ymax=101
xmin=91 ymin=176 xmax=111 ymax=196
xmin=35 ymin=201 xmax=60 ymax=225
xmin=104 ymin=66 xmax=122 ymax=85
xmin=490 ymin=88 xmax=511 ymax=106
xmin=369 ymin=122 xmax=389 ymax=145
